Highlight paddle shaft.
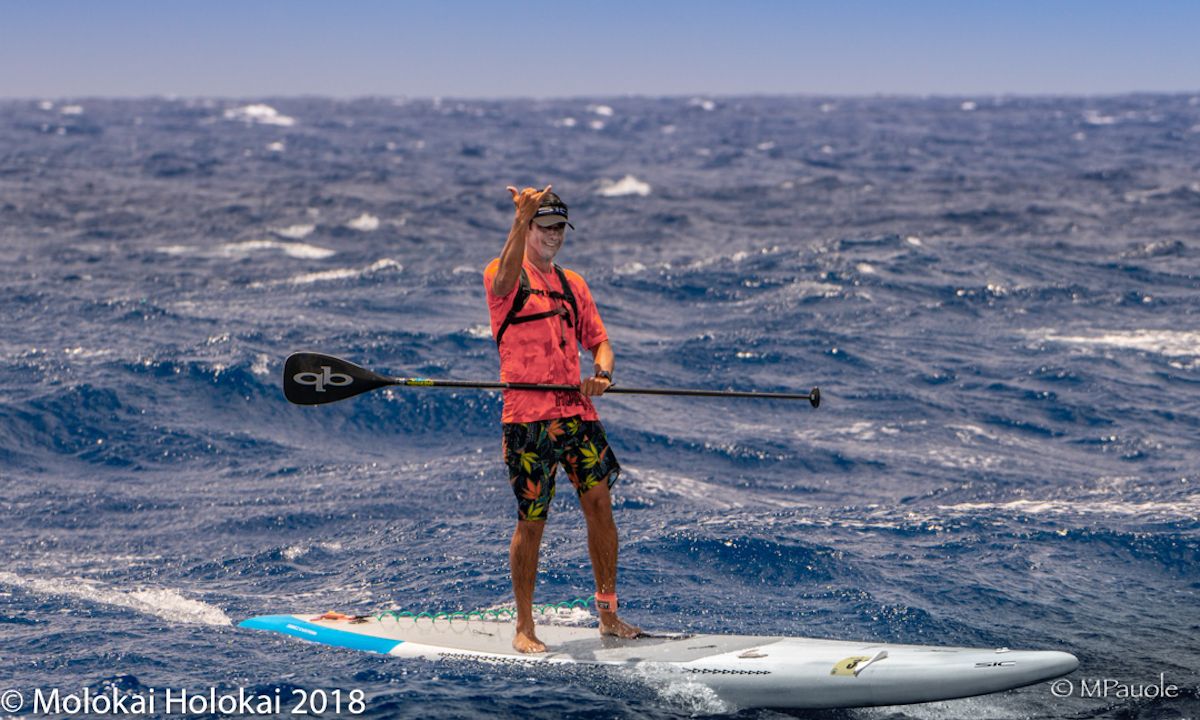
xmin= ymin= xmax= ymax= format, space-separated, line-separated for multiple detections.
xmin=384 ymin=376 xmax=819 ymax=403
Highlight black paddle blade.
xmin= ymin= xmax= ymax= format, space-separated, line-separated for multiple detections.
xmin=283 ymin=352 xmax=395 ymax=405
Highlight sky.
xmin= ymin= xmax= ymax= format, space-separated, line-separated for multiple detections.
xmin=1 ymin=0 xmax=1198 ymax=98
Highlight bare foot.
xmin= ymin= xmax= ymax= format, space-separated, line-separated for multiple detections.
xmin=512 ymin=628 xmax=547 ymax=654
xmin=599 ymin=613 xmax=641 ymax=639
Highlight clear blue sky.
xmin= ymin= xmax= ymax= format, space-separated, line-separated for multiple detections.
xmin=2 ymin=0 xmax=1197 ymax=98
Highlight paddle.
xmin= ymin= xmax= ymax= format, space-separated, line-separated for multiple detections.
xmin=283 ymin=352 xmax=820 ymax=408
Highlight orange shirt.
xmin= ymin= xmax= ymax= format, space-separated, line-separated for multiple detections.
xmin=484 ymin=258 xmax=608 ymax=423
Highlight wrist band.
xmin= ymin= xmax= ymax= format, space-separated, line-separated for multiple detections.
xmin=594 ymin=592 xmax=618 ymax=612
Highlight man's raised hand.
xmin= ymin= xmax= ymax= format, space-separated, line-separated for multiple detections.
xmin=506 ymin=184 xmax=553 ymax=225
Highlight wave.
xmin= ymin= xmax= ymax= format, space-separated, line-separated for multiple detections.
xmin=0 ymin=571 xmax=230 ymax=626
xmin=272 ymin=223 xmax=316 ymax=239
xmin=157 ymin=239 xmax=336 ymax=260
xmin=596 ymin=175 xmax=652 ymax=197
xmin=222 ymin=103 xmax=296 ymax=127
xmin=345 ymin=213 xmax=380 ymax=231
xmin=938 ymin=498 xmax=1200 ymax=522
xmin=0 ymin=355 xmax=293 ymax=470
xmin=277 ymin=258 xmax=402 ymax=286
xmin=1035 ymin=329 xmax=1200 ymax=358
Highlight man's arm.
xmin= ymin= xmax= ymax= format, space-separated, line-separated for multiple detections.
xmin=580 ymin=340 xmax=613 ymax=397
xmin=492 ymin=184 xmax=552 ymax=297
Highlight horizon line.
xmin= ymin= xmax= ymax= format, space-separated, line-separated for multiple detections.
xmin=5 ymin=90 xmax=1200 ymax=103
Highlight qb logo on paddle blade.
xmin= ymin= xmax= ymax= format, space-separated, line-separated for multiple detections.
xmin=294 ymin=366 xmax=353 ymax=393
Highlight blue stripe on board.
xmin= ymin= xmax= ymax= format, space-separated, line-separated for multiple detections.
xmin=239 ymin=615 xmax=403 ymax=655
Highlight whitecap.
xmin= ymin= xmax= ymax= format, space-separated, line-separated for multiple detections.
xmin=223 ymin=103 xmax=296 ymax=127
xmin=632 ymin=469 xmax=743 ymax=511
xmin=774 ymin=280 xmax=842 ymax=301
xmin=553 ymin=117 xmax=577 ymax=128
xmin=938 ymin=498 xmax=1199 ymax=521
xmin=597 ymin=175 xmax=652 ymax=197
xmin=1082 ymin=109 xmax=1117 ymax=126
xmin=346 ymin=213 xmax=380 ymax=231
xmin=587 ymin=104 xmax=614 ymax=117
xmin=0 ymin=571 xmax=230 ymax=626
xmin=281 ymin=541 xmax=344 ymax=561
xmin=59 ymin=104 xmax=84 ymax=115
xmin=286 ymin=258 xmax=402 ymax=285
xmin=688 ymin=97 xmax=716 ymax=111
xmin=266 ymin=140 xmax=286 ymax=152
xmin=1122 ymin=184 xmax=1200 ymax=203
xmin=960 ymin=101 xmax=977 ymax=112
xmin=630 ymin=466 xmax=803 ymax=511
xmin=588 ymin=119 xmax=606 ymax=131
xmin=1037 ymin=329 xmax=1200 ymax=358
xmin=63 ymin=347 xmax=112 ymax=359
xmin=685 ymin=246 xmax=780 ymax=271
xmin=272 ymin=223 xmax=315 ymax=239
xmin=217 ymin=240 xmax=336 ymax=259
xmin=157 ymin=239 xmax=328 ymax=259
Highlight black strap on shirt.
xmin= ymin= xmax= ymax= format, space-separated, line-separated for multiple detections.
xmin=494 ymin=264 xmax=579 ymax=348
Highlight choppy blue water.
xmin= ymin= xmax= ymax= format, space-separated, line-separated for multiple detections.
xmin=2 ymin=95 xmax=1198 ymax=719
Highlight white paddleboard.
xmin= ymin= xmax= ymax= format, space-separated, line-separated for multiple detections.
xmin=240 ymin=612 xmax=1077 ymax=709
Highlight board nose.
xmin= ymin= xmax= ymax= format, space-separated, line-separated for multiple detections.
xmin=1044 ymin=651 xmax=1079 ymax=677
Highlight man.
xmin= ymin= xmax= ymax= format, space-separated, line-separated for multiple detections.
xmin=483 ymin=184 xmax=640 ymax=653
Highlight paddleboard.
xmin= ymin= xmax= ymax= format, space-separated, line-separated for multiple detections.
xmin=239 ymin=612 xmax=1078 ymax=709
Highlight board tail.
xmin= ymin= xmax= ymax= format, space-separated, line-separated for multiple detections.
xmin=240 ymin=615 xmax=403 ymax=654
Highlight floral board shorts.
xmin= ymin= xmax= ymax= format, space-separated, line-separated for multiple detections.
xmin=501 ymin=416 xmax=621 ymax=522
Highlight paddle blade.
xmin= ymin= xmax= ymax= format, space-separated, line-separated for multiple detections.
xmin=283 ymin=352 xmax=395 ymax=405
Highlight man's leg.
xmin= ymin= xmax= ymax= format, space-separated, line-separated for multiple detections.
xmin=579 ymin=478 xmax=640 ymax=638
xmin=511 ymin=519 xmax=547 ymax=653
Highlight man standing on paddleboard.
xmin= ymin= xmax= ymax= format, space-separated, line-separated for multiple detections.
xmin=484 ymin=184 xmax=640 ymax=653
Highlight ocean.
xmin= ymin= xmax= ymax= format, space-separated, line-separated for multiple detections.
xmin=1 ymin=94 xmax=1198 ymax=719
